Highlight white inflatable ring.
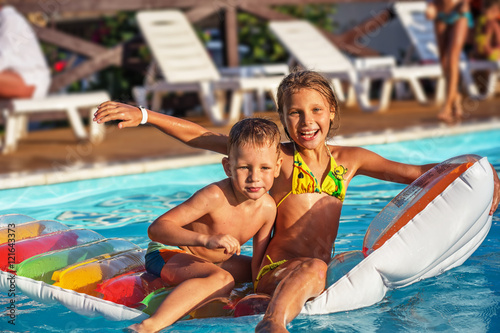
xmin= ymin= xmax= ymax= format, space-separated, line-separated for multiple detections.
xmin=302 ymin=155 xmax=494 ymax=315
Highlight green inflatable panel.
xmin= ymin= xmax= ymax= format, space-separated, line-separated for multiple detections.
xmin=15 ymin=238 xmax=140 ymax=284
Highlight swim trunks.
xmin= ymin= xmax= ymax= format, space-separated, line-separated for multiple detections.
xmin=277 ymin=143 xmax=347 ymax=207
xmin=145 ymin=241 xmax=186 ymax=277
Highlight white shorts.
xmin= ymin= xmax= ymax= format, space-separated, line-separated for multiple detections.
xmin=19 ymin=68 xmax=51 ymax=99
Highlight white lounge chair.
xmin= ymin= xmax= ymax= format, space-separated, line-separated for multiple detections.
xmin=394 ymin=1 xmax=498 ymax=100
xmin=135 ymin=10 xmax=288 ymax=125
xmin=1 ymin=91 xmax=109 ymax=154
xmin=269 ymin=20 xmax=444 ymax=112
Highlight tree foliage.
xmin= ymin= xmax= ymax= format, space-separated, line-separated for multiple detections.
xmin=238 ymin=4 xmax=337 ymax=65
xmin=44 ymin=5 xmax=337 ymax=99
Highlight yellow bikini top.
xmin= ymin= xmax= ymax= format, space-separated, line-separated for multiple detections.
xmin=277 ymin=144 xmax=348 ymax=207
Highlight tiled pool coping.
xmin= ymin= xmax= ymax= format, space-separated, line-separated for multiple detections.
xmin=1 ymin=117 xmax=499 ymax=190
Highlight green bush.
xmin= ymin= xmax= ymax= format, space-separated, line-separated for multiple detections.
xmin=43 ymin=5 xmax=336 ymax=100
xmin=238 ymin=5 xmax=337 ymax=65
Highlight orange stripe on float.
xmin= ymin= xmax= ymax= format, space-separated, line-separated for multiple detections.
xmin=370 ymin=162 xmax=473 ymax=253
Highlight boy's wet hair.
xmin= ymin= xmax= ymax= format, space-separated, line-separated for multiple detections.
xmin=227 ymin=118 xmax=281 ymax=156
xmin=276 ymin=70 xmax=340 ymax=140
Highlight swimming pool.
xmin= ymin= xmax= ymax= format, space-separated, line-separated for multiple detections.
xmin=0 ymin=129 xmax=499 ymax=332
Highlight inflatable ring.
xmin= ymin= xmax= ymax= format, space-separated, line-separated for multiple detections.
xmin=302 ymin=155 xmax=494 ymax=314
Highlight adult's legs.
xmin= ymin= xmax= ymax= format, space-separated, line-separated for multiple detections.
xmin=435 ymin=21 xmax=452 ymax=121
xmin=447 ymin=17 xmax=469 ymax=119
xmin=0 ymin=70 xmax=35 ymax=98
xmin=130 ymin=253 xmax=235 ymax=333
xmin=255 ymin=258 xmax=328 ymax=333
xmin=435 ymin=18 xmax=469 ymax=122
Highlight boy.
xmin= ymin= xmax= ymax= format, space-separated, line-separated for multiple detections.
xmin=129 ymin=118 xmax=282 ymax=333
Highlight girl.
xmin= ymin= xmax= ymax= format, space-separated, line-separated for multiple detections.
xmin=94 ymin=70 xmax=499 ymax=332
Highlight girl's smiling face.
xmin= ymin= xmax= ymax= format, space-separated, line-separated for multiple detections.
xmin=282 ymin=88 xmax=335 ymax=150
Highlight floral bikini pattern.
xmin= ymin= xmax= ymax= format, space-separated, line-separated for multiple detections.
xmin=292 ymin=149 xmax=347 ymax=202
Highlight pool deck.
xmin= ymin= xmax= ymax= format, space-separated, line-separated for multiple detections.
xmin=1 ymin=97 xmax=500 ymax=189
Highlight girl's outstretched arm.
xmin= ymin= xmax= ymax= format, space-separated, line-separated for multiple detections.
xmin=349 ymin=147 xmax=500 ymax=215
xmin=93 ymin=101 xmax=228 ymax=154
xmin=348 ymin=147 xmax=435 ymax=184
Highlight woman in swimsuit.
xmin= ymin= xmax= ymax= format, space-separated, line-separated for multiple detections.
xmin=426 ymin=0 xmax=474 ymax=123
xmin=93 ymin=70 xmax=500 ymax=332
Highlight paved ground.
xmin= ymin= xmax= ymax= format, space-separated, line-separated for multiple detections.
xmin=1 ymin=96 xmax=499 ymax=187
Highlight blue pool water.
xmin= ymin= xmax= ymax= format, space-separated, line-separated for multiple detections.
xmin=0 ymin=129 xmax=499 ymax=332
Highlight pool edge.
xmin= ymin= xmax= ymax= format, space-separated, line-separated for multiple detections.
xmin=2 ymin=117 xmax=500 ymax=190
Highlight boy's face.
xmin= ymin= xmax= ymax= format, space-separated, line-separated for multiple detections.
xmin=222 ymin=143 xmax=282 ymax=201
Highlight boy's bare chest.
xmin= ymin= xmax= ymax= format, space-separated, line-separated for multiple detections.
xmin=203 ymin=205 xmax=264 ymax=240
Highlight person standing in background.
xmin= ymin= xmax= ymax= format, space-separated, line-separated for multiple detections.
xmin=426 ymin=0 xmax=473 ymax=123
xmin=0 ymin=4 xmax=50 ymax=99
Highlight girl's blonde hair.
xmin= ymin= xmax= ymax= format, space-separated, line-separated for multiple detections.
xmin=276 ymin=70 xmax=340 ymax=140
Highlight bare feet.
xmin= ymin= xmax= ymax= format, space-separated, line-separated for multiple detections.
xmin=123 ymin=324 xmax=139 ymax=332
xmin=438 ymin=92 xmax=468 ymax=124
xmin=126 ymin=322 xmax=157 ymax=333
xmin=437 ymin=111 xmax=455 ymax=124
xmin=255 ymin=317 xmax=289 ymax=333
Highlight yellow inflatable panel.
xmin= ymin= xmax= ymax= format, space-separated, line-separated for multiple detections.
xmin=52 ymin=249 xmax=145 ymax=296
xmin=0 ymin=220 xmax=68 ymax=244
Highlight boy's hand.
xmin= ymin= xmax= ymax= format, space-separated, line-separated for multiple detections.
xmin=93 ymin=101 xmax=143 ymax=129
xmin=205 ymin=234 xmax=241 ymax=256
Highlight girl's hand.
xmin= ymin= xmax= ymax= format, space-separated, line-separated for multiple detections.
xmin=93 ymin=101 xmax=143 ymax=129
xmin=491 ymin=165 xmax=500 ymax=215
xmin=205 ymin=234 xmax=241 ymax=256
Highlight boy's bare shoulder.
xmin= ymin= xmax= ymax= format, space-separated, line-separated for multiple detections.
xmin=262 ymin=192 xmax=277 ymax=208
xmin=191 ymin=179 xmax=231 ymax=207
xmin=257 ymin=193 xmax=278 ymax=219
xmin=197 ymin=179 xmax=231 ymax=198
